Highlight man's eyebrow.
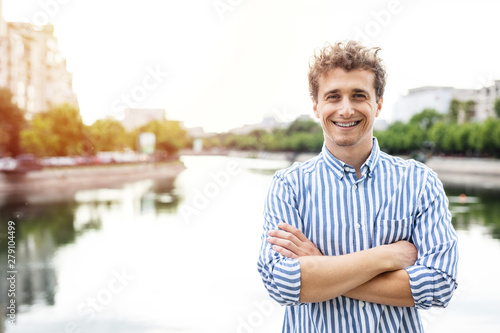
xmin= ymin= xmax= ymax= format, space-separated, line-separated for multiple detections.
xmin=322 ymin=88 xmax=371 ymax=98
xmin=352 ymin=88 xmax=370 ymax=95
xmin=322 ymin=89 xmax=341 ymax=98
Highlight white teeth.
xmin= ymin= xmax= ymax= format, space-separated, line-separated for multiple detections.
xmin=335 ymin=121 xmax=358 ymax=127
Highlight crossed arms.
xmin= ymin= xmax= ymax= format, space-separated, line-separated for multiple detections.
xmin=267 ymin=222 xmax=417 ymax=307
xmin=258 ymin=169 xmax=458 ymax=309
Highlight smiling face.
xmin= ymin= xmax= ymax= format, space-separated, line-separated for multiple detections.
xmin=313 ymin=67 xmax=383 ymax=157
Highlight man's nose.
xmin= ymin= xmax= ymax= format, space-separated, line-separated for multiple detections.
xmin=337 ymin=98 xmax=354 ymax=117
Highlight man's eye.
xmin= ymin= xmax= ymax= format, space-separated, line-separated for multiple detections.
xmin=353 ymin=94 xmax=366 ymax=99
xmin=327 ymin=95 xmax=340 ymax=100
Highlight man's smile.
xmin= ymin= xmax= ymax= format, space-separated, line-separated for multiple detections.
xmin=332 ymin=120 xmax=361 ymax=128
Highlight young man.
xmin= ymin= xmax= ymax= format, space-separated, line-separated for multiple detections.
xmin=257 ymin=41 xmax=458 ymax=332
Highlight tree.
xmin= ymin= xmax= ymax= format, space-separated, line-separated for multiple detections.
xmin=477 ymin=118 xmax=500 ymax=156
xmin=21 ymin=104 xmax=85 ymax=157
xmin=448 ymin=99 xmax=475 ymax=124
xmin=131 ymin=119 xmax=191 ymax=156
xmin=409 ymin=108 xmax=444 ymax=130
xmin=428 ymin=121 xmax=448 ymax=153
xmin=462 ymin=100 xmax=476 ymax=123
xmin=376 ymin=121 xmax=411 ymax=154
xmin=0 ymin=88 xmax=26 ymax=156
xmin=286 ymin=118 xmax=322 ymax=135
xmin=448 ymin=98 xmax=461 ymax=123
xmin=495 ymin=97 xmax=500 ymax=118
xmin=85 ymin=118 xmax=129 ymax=153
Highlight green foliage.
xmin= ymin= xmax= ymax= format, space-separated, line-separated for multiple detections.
xmin=448 ymin=98 xmax=476 ymax=123
xmin=0 ymin=88 xmax=26 ymax=156
xmin=85 ymin=118 xmax=129 ymax=153
xmin=477 ymin=118 xmax=500 ymax=155
xmin=409 ymin=108 xmax=444 ymax=130
xmin=21 ymin=103 xmax=85 ymax=157
xmin=448 ymin=99 xmax=461 ymax=123
xmin=377 ymin=107 xmax=500 ymax=157
xmin=212 ymin=117 xmax=323 ymax=153
xmin=130 ymin=119 xmax=191 ymax=155
xmin=495 ymin=98 xmax=500 ymax=118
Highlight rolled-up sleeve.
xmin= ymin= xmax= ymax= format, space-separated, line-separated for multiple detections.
xmin=257 ymin=171 xmax=303 ymax=306
xmin=406 ymin=170 xmax=459 ymax=309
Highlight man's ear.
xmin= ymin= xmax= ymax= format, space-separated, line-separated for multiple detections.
xmin=376 ymin=97 xmax=383 ymax=117
xmin=313 ymin=100 xmax=319 ymax=118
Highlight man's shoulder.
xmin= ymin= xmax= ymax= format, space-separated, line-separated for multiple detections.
xmin=377 ymin=151 xmax=438 ymax=179
xmin=275 ymin=153 xmax=323 ymax=178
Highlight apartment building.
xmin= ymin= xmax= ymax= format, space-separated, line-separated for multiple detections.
xmin=393 ymin=82 xmax=499 ymax=124
xmin=0 ymin=0 xmax=77 ymax=116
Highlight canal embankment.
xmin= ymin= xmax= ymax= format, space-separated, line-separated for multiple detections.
xmin=1 ymin=153 xmax=499 ymax=194
xmin=425 ymin=156 xmax=500 ymax=190
xmin=0 ymin=161 xmax=186 ymax=194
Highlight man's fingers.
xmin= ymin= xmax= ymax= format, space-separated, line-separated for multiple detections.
xmin=268 ymin=222 xmax=323 ymax=257
xmin=268 ymin=229 xmax=300 ymax=243
xmin=278 ymin=222 xmax=310 ymax=242
xmin=267 ymin=236 xmax=301 ymax=255
xmin=271 ymin=245 xmax=298 ymax=259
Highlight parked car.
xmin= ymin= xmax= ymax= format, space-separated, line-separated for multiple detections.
xmin=10 ymin=154 xmax=43 ymax=173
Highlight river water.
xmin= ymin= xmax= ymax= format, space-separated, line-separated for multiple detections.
xmin=1 ymin=155 xmax=499 ymax=333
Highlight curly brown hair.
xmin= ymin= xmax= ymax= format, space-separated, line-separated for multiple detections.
xmin=308 ymin=41 xmax=387 ymax=103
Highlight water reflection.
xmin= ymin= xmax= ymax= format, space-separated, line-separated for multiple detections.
xmin=0 ymin=197 xmax=83 ymax=310
xmin=0 ymin=175 xmax=180 ymax=332
xmin=447 ymin=187 xmax=500 ymax=240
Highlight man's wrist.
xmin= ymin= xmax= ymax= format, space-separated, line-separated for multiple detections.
xmin=370 ymin=245 xmax=397 ymax=272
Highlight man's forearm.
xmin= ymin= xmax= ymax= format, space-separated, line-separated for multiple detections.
xmin=343 ymin=269 xmax=415 ymax=307
xmin=298 ymin=246 xmax=397 ymax=303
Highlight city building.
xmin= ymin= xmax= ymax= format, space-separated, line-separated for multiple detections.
xmin=476 ymin=80 xmax=500 ymax=121
xmin=0 ymin=0 xmax=77 ymax=117
xmin=121 ymin=108 xmax=166 ymax=131
xmin=393 ymin=83 xmax=498 ymax=124
xmin=229 ymin=115 xmax=307 ymax=135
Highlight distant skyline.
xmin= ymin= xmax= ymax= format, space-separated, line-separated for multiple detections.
xmin=3 ymin=0 xmax=500 ymax=132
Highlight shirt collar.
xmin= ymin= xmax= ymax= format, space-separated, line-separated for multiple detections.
xmin=321 ymin=137 xmax=381 ymax=180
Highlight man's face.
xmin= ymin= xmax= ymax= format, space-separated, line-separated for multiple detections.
xmin=313 ymin=67 xmax=383 ymax=155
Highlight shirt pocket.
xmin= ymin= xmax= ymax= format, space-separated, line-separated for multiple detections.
xmin=373 ymin=217 xmax=413 ymax=246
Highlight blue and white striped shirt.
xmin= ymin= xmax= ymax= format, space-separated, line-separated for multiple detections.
xmin=257 ymin=138 xmax=458 ymax=332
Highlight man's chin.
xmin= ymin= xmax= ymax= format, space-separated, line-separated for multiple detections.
xmin=329 ymin=138 xmax=357 ymax=148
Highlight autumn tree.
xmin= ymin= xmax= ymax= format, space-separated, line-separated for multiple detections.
xmin=0 ymin=88 xmax=26 ymax=156
xmin=85 ymin=118 xmax=129 ymax=153
xmin=130 ymin=119 xmax=191 ymax=156
xmin=21 ymin=104 xmax=85 ymax=157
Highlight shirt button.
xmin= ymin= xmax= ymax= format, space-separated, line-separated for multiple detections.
xmin=355 ymin=223 xmax=361 ymax=229
xmin=353 ymin=184 xmax=358 ymax=190
xmin=360 ymin=301 xmax=365 ymax=308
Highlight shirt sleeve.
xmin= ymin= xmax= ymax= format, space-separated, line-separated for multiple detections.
xmin=405 ymin=168 xmax=459 ymax=310
xmin=257 ymin=171 xmax=302 ymax=306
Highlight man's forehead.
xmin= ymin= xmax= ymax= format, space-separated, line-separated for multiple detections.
xmin=319 ymin=68 xmax=376 ymax=92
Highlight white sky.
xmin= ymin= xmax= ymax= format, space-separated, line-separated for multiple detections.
xmin=3 ymin=0 xmax=500 ymax=133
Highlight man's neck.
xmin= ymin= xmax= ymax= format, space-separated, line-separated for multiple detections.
xmin=325 ymin=140 xmax=373 ymax=178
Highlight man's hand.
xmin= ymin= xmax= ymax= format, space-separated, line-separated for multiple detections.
xmin=384 ymin=240 xmax=418 ymax=271
xmin=267 ymin=222 xmax=323 ymax=258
